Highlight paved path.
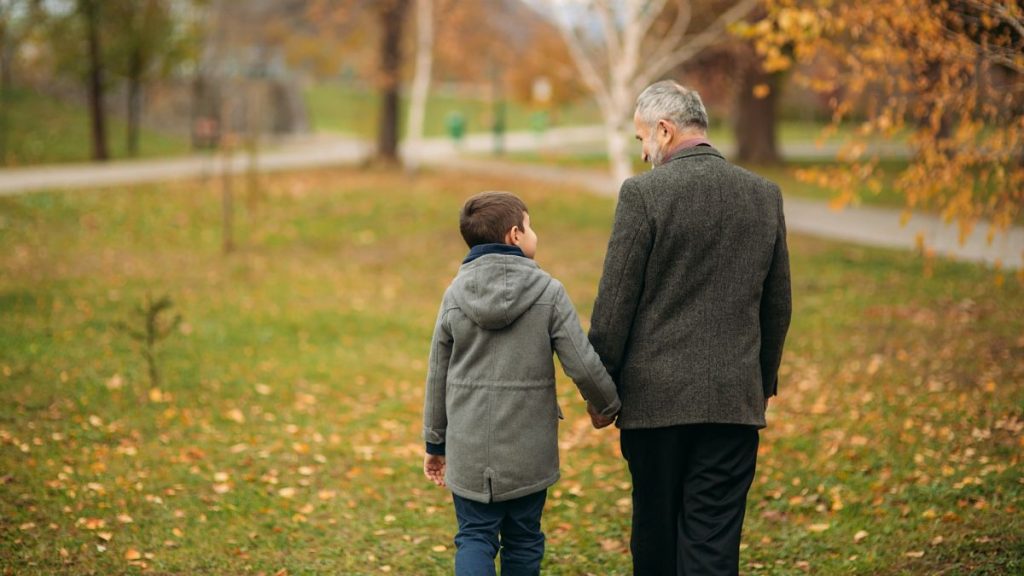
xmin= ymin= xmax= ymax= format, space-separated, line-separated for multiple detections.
xmin=1 ymin=128 xmax=1019 ymax=269
xmin=431 ymin=156 xmax=1023 ymax=271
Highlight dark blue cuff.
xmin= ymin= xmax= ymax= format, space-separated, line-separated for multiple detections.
xmin=425 ymin=442 xmax=446 ymax=456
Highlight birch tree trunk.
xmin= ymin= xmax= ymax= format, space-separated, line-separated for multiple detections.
xmin=548 ymin=0 xmax=758 ymax=185
xmin=407 ymin=0 xmax=433 ymax=149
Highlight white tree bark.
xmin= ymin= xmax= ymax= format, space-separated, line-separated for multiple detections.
xmin=407 ymin=0 xmax=433 ymax=150
xmin=544 ymin=0 xmax=758 ymax=185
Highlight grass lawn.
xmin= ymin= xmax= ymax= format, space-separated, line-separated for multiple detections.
xmin=305 ymin=84 xmax=602 ymax=138
xmin=0 ymin=167 xmax=1021 ymax=574
xmin=0 ymin=89 xmax=191 ymax=168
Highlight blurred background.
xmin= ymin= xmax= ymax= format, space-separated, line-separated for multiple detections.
xmin=1 ymin=1 xmax=1021 ymax=574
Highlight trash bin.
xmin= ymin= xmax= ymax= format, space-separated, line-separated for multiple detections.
xmin=446 ymin=112 xmax=466 ymax=144
xmin=530 ymin=111 xmax=549 ymax=135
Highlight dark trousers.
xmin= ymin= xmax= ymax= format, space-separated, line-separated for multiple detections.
xmin=451 ymin=489 xmax=547 ymax=576
xmin=621 ymin=423 xmax=759 ymax=576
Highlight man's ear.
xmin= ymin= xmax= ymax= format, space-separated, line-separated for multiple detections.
xmin=658 ymin=119 xmax=673 ymax=140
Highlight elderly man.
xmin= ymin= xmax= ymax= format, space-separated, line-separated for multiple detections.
xmin=588 ymin=80 xmax=792 ymax=575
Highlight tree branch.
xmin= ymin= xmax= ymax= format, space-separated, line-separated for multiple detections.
xmin=637 ymin=0 xmax=758 ymax=90
xmin=963 ymin=0 xmax=1024 ymax=39
xmin=645 ymin=0 xmax=693 ymax=81
xmin=559 ymin=21 xmax=612 ymax=110
xmin=594 ymin=0 xmax=622 ymax=73
xmin=634 ymin=0 xmax=668 ymax=43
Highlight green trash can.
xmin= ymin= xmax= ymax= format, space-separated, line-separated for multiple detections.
xmin=446 ymin=112 xmax=466 ymax=143
xmin=530 ymin=111 xmax=549 ymax=135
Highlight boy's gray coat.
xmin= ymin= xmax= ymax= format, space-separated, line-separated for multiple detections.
xmin=589 ymin=145 xmax=792 ymax=430
xmin=423 ymin=254 xmax=621 ymax=503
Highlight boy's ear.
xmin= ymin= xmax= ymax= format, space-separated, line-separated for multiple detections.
xmin=504 ymin=226 xmax=520 ymax=245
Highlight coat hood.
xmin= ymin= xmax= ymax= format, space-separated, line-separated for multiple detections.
xmin=450 ymin=254 xmax=552 ymax=330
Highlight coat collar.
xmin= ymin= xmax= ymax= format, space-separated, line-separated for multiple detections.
xmin=665 ymin=145 xmax=724 ymax=164
xmin=463 ymin=243 xmax=526 ymax=264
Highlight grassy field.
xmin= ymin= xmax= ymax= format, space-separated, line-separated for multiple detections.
xmin=0 ymin=89 xmax=191 ymax=167
xmin=0 ymin=167 xmax=1021 ymax=574
xmin=304 ymin=84 xmax=604 ymax=138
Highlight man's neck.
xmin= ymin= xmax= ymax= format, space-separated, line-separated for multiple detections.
xmin=664 ymin=132 xmax=711 ymax=158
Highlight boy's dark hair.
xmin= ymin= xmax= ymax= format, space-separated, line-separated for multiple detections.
xmin=459 ymin=191 xmax=528 ymax=248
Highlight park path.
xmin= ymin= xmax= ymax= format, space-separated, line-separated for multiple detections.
xmin=0 ymin=127 xmax=1020 ymax=269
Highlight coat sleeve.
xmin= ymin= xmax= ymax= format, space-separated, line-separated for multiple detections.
xmin=759 ymin=187 xmax=792 ymax=398
xmin=422 ymin=299 xmax=453 ymax=448
xmin=550 ymin=282 xmax=621 ymax=417
xmin=588 ymin=179 xmax=653 ymax=380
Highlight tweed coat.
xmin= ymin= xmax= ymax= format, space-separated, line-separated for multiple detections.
xmin=588 ymin=145 xmax=792 ymax=429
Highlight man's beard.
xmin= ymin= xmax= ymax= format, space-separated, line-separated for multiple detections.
xmin=649 ymin=143 xmax=667 ymax=168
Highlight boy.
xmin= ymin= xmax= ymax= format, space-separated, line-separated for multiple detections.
xmin=422 ymin=191 xmax=621 ymax=575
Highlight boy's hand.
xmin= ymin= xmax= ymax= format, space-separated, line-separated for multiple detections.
xmin=587 ymin=402 xmax=616 ymax=429
xmin=423 ymin=454 xmax=446 ymax=487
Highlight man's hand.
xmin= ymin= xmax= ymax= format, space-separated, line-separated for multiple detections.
xmin=423 ymin=454 xmax=446 ymax=487
xmin=587 ymin=403 xmax=616 ymax=429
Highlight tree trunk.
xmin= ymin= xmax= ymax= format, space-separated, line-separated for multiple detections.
xmin=605 ymin=117 xmax=633 ymax=185
xmin=734 ymin=48 xmax=781 ymax=165
xmin=376 ymin=0 xmax=408 ymax=164
xmin=126 ymin=48 xmax=143 ymax=157
xmin=407 ymin=0 xmax=432 ymax=148
xmin=82 ymin=0 xmax=109 ymax=161
xmin=0 ymin=39 xmax=12 ymax=163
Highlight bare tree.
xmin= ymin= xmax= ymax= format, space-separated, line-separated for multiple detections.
xmin=79 ymin=0 xmax=109 ymax=161
xmin=376 ymin=0 xmax=409 ymax=163
xmin=539 ymin=0 xmax=759 ymax=183
xmin=734 ymin=41 xmax=782 ymax=164
xmin=0 ymin=0 xmax=42 ymax=162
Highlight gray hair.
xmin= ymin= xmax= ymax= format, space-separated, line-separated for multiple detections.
xmin=635 ymin=80 xmax=708 ymax=133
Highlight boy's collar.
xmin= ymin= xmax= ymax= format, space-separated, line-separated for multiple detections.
xmin=463 ymin=243 xmax=526 ymax=264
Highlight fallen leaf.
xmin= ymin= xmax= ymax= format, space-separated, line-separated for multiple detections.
xmin=854 ymin=530 xmax=869 ymax=543
xmin=96 ymin=532 xmax=113 ymax=542
xmin=225 ymin=408 xmax=246 ymax=424
xmin=124 ymin=549 xmax=142 ymax=561
xmin=116 ymin=514 xmax=133 ymax=524
xmin=905 ymin=551 xmax=925 ymax=558
xmin=808 ymin=523 xmax=830 ymax=533
xmin=431 ymin=545 xmax=447 ymax=552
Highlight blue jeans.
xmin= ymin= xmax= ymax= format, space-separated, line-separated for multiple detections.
xmin=451 ymin=489 xmax=547 ymax=576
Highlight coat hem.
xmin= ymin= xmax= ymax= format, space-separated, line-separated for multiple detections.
xmin=617 ymin=415 xmax=767 ymax=431
xmin=447 ymin=472 xmax=560 ymax=504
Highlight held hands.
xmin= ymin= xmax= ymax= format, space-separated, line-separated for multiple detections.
xmin=423 ymin=454 xmax=446 ymax=487
xmin=587 ymin=402 xmax=617 ymax=429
